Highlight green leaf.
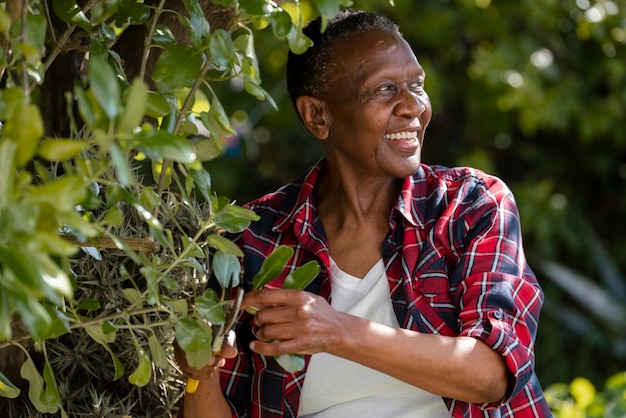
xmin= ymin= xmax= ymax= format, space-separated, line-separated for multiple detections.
xmin=195 ymin=135 xmax=225 ymax=162
xmin=115 ymin=1 xmax=152 ymax=26
xmin=13 ymin=296 xmax=53 ymax=342
xmin=283 ymin=260 xmax=320 ymax=290
xmin=85 ymin=324 xmax=125 ymax=380
xmin=210 ymin=29 xmax=235 ymax=68
xmin=252 ymin=246 xmax=294 ymax=290
xmin=103 ymin=205 xmax=124 ymax=227
xmin=185 ymin=346 xmax=214 ymax=370
xmin=88 ymin=55 xmax=120 ymax=119
xmin=0 ymin=8 xmax=11 ymax=37
xmin=27 ymin=175 xmax=87 ymax=212
xmin=148 ymin=334 xmax=170 ymax=370
xmin=135 ymin=130 xmax=197 ymax=164
xmin=0 ymin=140 xmax=17 ymax=208
xmin=0 ymin=291 xmax=10 ymax=340
xmin=175 ymin=317 xmax=213 ymax=352
xmin=213 ymin=204 xmax=260 ymax=233
xmin=196 ymin=289 xmax=226 ymax=324
xmin=140 ymin=266 xmax=160 ymax=305
xmin=208 ymin=94 xmax=237 ymax=136
xmin=73 ymin=85 xmax=98 ymax=127
xmin=85 ymin=323 xmax=117 ymax=345
xmin=20 ymin=355 xmax=58 ymax=414
xmin=0 ymin=371 xmax=20 ymax=399
xmin=108 ymin=141 xmax=133 ymax=186
xmin=42 ymin=358 xmax=61 ymax=410
xmin=152 ymin=45 xmax=202 ymax=92
xmin=271 ymin=10 xmax=292 ymax=39
xmin=128 ymin=348 xmax=152 ymax=387
xmin=119 ymin=78 xmax=147 ymax=133
xmin=183 ymin=0 xmax=211 ymax=47
xmin=311 ymin=0 xmax=341 ymax=29
xmin=212 ymin=251 xmax=241 ymax=289
xmin=2 ymin=102 xmax=43 ymax=166
xmin=190 ymin=168 xmax=212 ymax=203
xmin=121 ymin=288 xmax=142 ymax=304
xmin=152 ymin=24 xmax=176 ymax=46
xmin=275 ymin=353 xmax=305 ymax=373
xmin=145 ymin=91 xmax=172 ymax=118
xmin=37 ymin=139 xmax=87 ymax=161
xmin=52 ymin=0 xmax=91 ymax=31
xmin=207 ymin=234 xmax=243 ymax=257
xmin=239 ymin=0 xmax=276 ymax=15
xmin=287 ymin=24 xmax=313 ymax=55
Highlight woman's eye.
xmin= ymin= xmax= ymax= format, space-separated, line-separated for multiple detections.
xmin=409 ymin=82 xmax=424 ymax=92
xmin=377 ymin=84 xmax=394 ymax=92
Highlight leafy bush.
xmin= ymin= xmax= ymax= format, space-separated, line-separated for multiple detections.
xmin=0 ymin=0 xmax=345 ymax=415
xmin=546 ymin=372 xmax=626 ymax=418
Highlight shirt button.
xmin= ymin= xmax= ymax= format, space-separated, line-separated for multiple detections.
xmin=493 ymin=309 xmax=503 ymax=320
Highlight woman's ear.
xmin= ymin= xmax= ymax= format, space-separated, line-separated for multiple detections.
xmin=296 ymin=96 xmax=330 ymax=140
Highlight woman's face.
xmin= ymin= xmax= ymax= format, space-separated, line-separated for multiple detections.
xmin=319 ymin=29 xmax=432 ymax=179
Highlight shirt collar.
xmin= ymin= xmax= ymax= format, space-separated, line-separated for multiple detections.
xmin=273 ymin=159 xmax=426 ymax=232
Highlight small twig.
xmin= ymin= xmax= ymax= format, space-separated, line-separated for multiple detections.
xmin=139 ymin=0 xmax=167 ymax=82
xmin=62 ymin=235 xmax=161 ymax=254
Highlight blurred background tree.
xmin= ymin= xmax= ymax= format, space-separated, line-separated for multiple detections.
xmin=206 ymin=0 xmax=626 ymax=389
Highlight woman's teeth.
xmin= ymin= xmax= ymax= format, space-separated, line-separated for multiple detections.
xmin=383 ymin=131 xmax=418 ymax=141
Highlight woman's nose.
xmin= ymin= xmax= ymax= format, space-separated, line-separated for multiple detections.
xmin=395 ymin=87 xmax=427 ymax=118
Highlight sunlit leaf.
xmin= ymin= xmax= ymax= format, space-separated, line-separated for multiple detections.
xmin=37 ymin=139 xmax=87 ymax=161
xmin=152 ymin=24 xmax=176 ymax=46
xmin=252 ymin=245 xmax=294 ymax=290
xmin=207 ymin=234 xmax=243 ymax=257
xmin=283 ymin=260 xmax=320 ymax=290
xmin=115 ymin=1 xmax=151 ymax=26
xmin=128 ymin=348 xmax=152 ymax=387
xmin=194 ymin=135 xmax=225 ymax=162
xmin=175 ymin=317 xmax=213 ymax=352
xmin=2 ymin=103 xmax=43 ymax=166
xmin=27 ymin=175 xmax=86 ymax=212
xmin=213 ymin=204 xmax=260 ymax=233
xmin=52 ymin=0 xmax=91 ymax=31
xmin=135 ymin=130 xmax=196 ymax=164
xmin=185 ymin=345 xmax=213 ymax=370
xmin=20 ymin=355 xmax=57 ymax=414
xmin=0 ymin=371 xmax=20 ymax=399
xmin=239 ymin=0 xmax=276 ymax=15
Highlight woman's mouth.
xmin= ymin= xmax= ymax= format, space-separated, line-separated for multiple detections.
xmin=383 ymin=131 xmax=418 ymax=141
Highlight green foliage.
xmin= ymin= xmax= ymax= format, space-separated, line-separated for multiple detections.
xmin=546 ymin=372 xmax=626 ymax=418
xmin=0 ymin=0 xmax=334 ymax=415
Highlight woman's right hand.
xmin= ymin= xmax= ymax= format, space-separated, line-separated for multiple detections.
xmin=174 ymin=336 xmax=238 ymax=384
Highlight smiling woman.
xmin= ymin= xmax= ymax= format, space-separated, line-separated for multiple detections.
xmin=175 ymin=9 xmax=551 ymax=418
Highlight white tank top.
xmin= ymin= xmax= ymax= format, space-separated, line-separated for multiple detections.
xmin=298 ymin=258 xmax=450 ymax=417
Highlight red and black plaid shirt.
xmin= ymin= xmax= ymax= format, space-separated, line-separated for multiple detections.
xmin=217 ymin=159 xmax=550 ymax=417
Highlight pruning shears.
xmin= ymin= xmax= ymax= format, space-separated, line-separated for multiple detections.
xmin=186 ymin=287 xmax=244 ymax=394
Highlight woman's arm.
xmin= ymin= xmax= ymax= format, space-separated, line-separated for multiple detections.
xmin=244 ymin=289 xmax=508 ymax=404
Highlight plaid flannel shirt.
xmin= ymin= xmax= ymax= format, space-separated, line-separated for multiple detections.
xmin=215 ymin=159 xmax=551 ymax=417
